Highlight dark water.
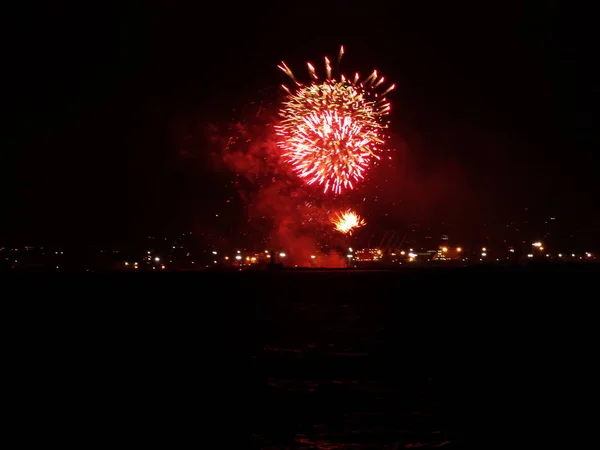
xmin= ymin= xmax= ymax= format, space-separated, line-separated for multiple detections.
xmin=5 ymin=268 xmax=597 ymax=447
xmin=253 ymin=297 xmax=452 ymax=449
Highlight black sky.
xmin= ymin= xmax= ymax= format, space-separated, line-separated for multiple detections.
xmin=3 ymin=1 xmax=598 ymax=245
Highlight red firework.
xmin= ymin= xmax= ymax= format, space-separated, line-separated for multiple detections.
xmin=276 ymin=46 xmax=393 ymax=195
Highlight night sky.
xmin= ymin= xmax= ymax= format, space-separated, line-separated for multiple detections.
xmin=3 ymin=1 xmax=598 ymax=246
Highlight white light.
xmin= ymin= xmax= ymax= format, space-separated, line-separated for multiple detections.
xmin=347 ymin=254 xmax=353 ymax=258
xmin=408 ymin=253 xmax=417 ymax=258
xmin=147 ymin=251 xmax=151 ymax=254
xmin=481 ymin=252 xmax=487 ymax=257
xmin=279 ymin=252 xmax=286 ymax=258
xmin=237 ymin=250 xmax=241 ymax=254
xmin=235 ymin=255 xmax=242 ymax=260
xmin=311 ymin=255 xmax=316 ymax=259
xmin=482 ymin=247 xmax=487 ymax=252
xmin=213 ymin=261 xmax=217 ymax=264
xmin=154 ymin=257 xmax=160 ymax=262
xmin=348 ymin=247 xmax=353 ymax=252
xmin=533 ymin=242 xmax=542 ymax=247
xmin=212 ymin=251 xmax=217 ymax=255
xmin=572 ymin=254 xmax=575 ymax=257
xmin=527 ymin=254 xmax=533 ymax=258
xmin=558 ymin=254 xmax=562 ymax=257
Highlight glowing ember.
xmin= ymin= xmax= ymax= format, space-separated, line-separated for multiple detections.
xmin=331 ymin=210 xmax=366 ymax=235
xmin=277 ymin=46 xmax=393 ymax=195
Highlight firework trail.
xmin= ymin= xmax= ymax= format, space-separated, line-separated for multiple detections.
xmin=276 ymin=46 xmax=394 ymax=195
xmin=331 ymin=209 xmax=366 ymax=235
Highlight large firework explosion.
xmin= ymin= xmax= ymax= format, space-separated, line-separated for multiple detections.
xmin=276 ymin=46 xmax=394 ymax=195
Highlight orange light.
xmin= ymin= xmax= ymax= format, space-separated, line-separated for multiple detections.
xmin=456 ymin=247 xmax=462 ymax=252
xmin=331 ymin=210 xmax=366 ymax=234
xmin=442 ymin=247 xmax=448 ymax=253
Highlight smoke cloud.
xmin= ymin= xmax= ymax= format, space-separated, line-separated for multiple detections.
xmin=208 ymin=110 xmax=348 ymax=267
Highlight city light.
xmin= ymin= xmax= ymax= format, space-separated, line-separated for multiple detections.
xmin=5 ymin=225 xmax=596 ymax=271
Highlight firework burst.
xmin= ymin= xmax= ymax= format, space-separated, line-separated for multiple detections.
xmin=276 ymin=46 xmax=394 ymax=195
xmin=331 ymin=209 xmax=366 ymax=235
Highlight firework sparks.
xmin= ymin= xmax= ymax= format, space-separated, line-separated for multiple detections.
xmin=276 ymin=46 xmax=394 ymax=195
xmin=331 ymin=209 xmax=366 ymax=235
